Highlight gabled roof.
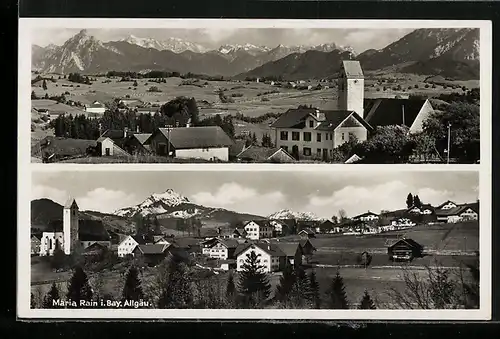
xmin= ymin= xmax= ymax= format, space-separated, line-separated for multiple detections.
xmin=237 ymin=242 xmax=286 ymax=257
xmin=353 ymin=211 xmax=379 ymax=219
xmin=276 ymin=243 xmax=301 ymax=257
xmin=244 ymin=220 xmax=270 ymax=228
xmin=388 ymin=238 xmax=423 ymax=250
xmin=101 ymin=129 xmax=126 ymax=140
xmin=135 ymin=243 xmax=171 ymax=255
xmin=270 ymin=108 xmax=317 ymax=128
xmin=132 ymin=133 xmax=152 ymax=145
xmin=229 ymin=140 xmax=248 ymax=158
xmin=341 ymin=60 xmax=364 ymax=79
xmin=298 ymin=228 xmax=315 ymax=235
xmin=31 ymin=136 xmax=97 ymax=158
xmin=299 ymin=239 xmax=316 ymax=250
xmin=96 ymin=136 xmax=113 ymax=143
xmin=435 ymin=203 xmax=478 ymax=217
xmin=317 ymin=111 xmax=372 ymax=131
xmin=154 ymin=126 xmax=234 ymax=149
xmin=236 ymin=145 xmax=295 ymax=162
xmin=364 ymin=98 xmax=428 ymax=129
xmin=86 ymin=101 xmax=105 ymax=108
xmin=217 ymin=238 xmax=239 ymax=249
xmin=436 ymin=200 xmax=458 ymax=209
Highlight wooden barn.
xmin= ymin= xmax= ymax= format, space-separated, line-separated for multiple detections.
xmin=387 ymin=238 xmax=424 ymax=262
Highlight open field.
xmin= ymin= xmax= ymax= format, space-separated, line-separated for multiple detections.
xmin=280 ymin=221 xmax=479 ymax=253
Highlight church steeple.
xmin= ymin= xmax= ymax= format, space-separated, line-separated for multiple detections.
xmin=63 ymin=196 xmax=79 ymax=254
xmin=337 ymin=60 xmax=365 ymax=118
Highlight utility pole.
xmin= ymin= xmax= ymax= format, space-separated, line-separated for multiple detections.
xmin=447 ymin=123 xmax=451 ymax=164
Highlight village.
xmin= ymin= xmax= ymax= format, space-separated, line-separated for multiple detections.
xmin=31 ymin=59 xmax=480 ymax=164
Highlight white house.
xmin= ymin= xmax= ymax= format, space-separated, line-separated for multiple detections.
xmin=436 ymin=203 xmax=479 ymax=223
xmin=145 ymin=126 xmax=234 ymax=162
xmin=437 ymin=200 xmax=458 ymax=210
xmin=269 ymin=220 xmax=285 ymax=235
xmin=39 ymin=198 xmax=111 ymax=256
xmin=353 ymin=211 xmax=379 ymax=222
xmin=96 ymin=136 xmax=131 ymax=157
xmin=203 ymin=238 xmax=239 ymax=260
xmin=84 ymin=101 xmax=106 ymax=114
xmin=243 ymin=220 xmax=274 ymax=240
xmin=407 ymin=204 xmax=435 ymax=215
xmin=391 ymin=218 xmax=416 ymax=228
xmin=117 ymin=235 xmax=148 ymax=257
xmin=235 ymin=243 xmax=286 ymax=273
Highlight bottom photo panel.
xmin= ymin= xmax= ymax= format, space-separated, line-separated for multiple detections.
xmin=26 ymin=169 xmax=483 ymax=317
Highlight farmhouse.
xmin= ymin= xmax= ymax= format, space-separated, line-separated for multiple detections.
xmin=32 ymin=136 xmax=97 ymax=162
xmin=243 ymin=220 xmax=274 ymax=240
xmin=84 ymin=101 xmax=106 ymax=114
xmin=391 ymin=218 xmax=416 ymax=229
xmin=316 ymin=220 xmax=341 ymax=234
xmin=387 ymin=238 xmax=424 ymax=262
xmin=83 ymin=242 xmax=108 ymax=256
xmin=271 ymin=60 xmax=435 ymax=162
xmin=126 ymin=133 xmax=152 ymax=155
xmin=145 ymin=126 xmax=234 ymax=161
xmin=407 ymin=204 xmax=435 ymax=215
xmin=276 ymin=243 xmax=303 ymax=267
xmin=353 ymin=211 xmax=379 ymax=222
xmin=117 ymin=235 xmax=148 ymax=257
xmin=132 ymin=243 xmax=186 ymax=267
xmin=235 ymin=145 xmax=296 ymax=163
xmin=436 ymin=200 xmax=458 ymax=210
xmin=298 ymin=239 xmax=317 ymax=259
xmin=202 ymin=238 xmax=239 ymax=260
xmin=298 ymin=228 xmax=315 ymax=239
xmin=235 ymin=242 xmax=287 ymax=273
xmin=39 ymin=198 xmax=111 ymax=256
xmin=435 ymin=202 xmax=479 ymax=223
xmin=96 ymin=136 xmax=131 ymax=157
xmin=135 ymin=107 xmax=159 ymax=115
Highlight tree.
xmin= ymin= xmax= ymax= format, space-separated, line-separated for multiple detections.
xmin=413 ymin=195 xmax=422 ymax=208
xmin=42 ymin=79 xmax=47 ymax=90
xmin=237 ymin=251 xmax=271 ymax=306
xmin=251 ymin=133 xmax=258 ymax=145
xmin=121 ymin=266 xmax=144 ymax=305
xmin=327 ymin=270 xmax=349 ymax=309
xmin=406 ymin=193 xmax=414 ymax=208
xmin=157 ymin=257 xmax=193 ymax=308
xmin=42 ymin=282 xmax=60 ymax=309
xmin=275 ymin=262 xmax=296 ymax=301
xmin=133 ymin=80 xmax=138 ymax=87
xmin=51 ymin=240 xmax=67 ymax=270
xmin=307 ymin=270 xmax=321 ymax=309
xmin=31 ymin=292 xmax=37 ymax=308
xmin=226 ymin=272 xmax=236 ymax=299
xmin=355 ymin=125 xmax=413 ymax=163
xmin=338 ymin=209 xmax=348 ymax=223
xmin=331 ymin=215 xmax=339 ymax=225
xmin=31 ymin=90 xmax=38 ymax=99
xmin=66 ymin=266 xmax=93 ymax=308
xmin=358 ymin=290 xmax=376 ymax=309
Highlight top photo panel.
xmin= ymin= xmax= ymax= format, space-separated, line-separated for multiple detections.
xmin=26 ymin=20 xmax=488 ymax=164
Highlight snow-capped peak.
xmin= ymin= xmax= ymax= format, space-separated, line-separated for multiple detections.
xmin=217 ymin=43 xmax=271 ymax=54
xmin=120 ymin=35 xmax=207 ymax=53
xmin=113 ymin=189 xmax=190 ymax=217
xmin=267 ymin=209 xmax=321 ymax=221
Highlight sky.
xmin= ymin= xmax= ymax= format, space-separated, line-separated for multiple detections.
xmin=31 ymin=170 xmax=479 ymax=219
xmin=31 ymin=28 xmax=414 ymax=54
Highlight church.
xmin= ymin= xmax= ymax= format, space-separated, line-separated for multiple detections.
xmin=272 ymin=60 xmax=434 ymax=161
xmin=39 ymin=197 xmax=111 ymax=256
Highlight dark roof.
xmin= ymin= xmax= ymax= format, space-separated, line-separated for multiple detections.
xmin=341 ymin=60 xmax=364 ymax=79
xmin=299 ymin=239 xmax=316 ymax=250
xmin=172 ymin=237 xmax=200 ymax=249
xmin=270 ymin=108 xmax=317 ymax=128
xmin=237 ymin=145 xmax=294 ymax=162
xmin=64 ymin=197 xmax=78 ymax=209
xmin=87 ymin=101 xmax=105 ymax=108
xmin=298 ymin=228 xmax=315 ymax=235
xmin=276 ymin=243 xmax=301 ymax=257
xmin=435 ymin=203 xmax=478 ymax=217
xmin=364 ymin=98 xmax=428 ymax=128
xmin=129 ymin=235 xmax=148 ymax=244
xmin=84 ymin=242 xmax=107 ymax=252
xmin=135 ymin=243 xmax=171 ymax=254
xmin=388 ymin=238 xmax=423 ymax=250
xmin=319 ymin=220 xmax=336 ymax=227
xmin=317 ymin=111 xmax=373 ymax=131
xmin=218 ymin=238 xmax=239 ymax=249
xmin=229 ymin=140 xmax=248 ymax=158
xmin=101 ymin=129 xmax=126 ymax=140
xmin=154 ymin=126 xmax=234 ymax=149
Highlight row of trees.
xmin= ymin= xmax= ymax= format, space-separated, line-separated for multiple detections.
xmin=104 ymin=70 xmax=226 ymax=81
xmin=32 ymin=249 xmax=479 ymax=310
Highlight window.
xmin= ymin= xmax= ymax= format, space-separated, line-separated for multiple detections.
xmin=341 ymin=133 xmax=345 ymax=141
xmin=317 ymin=149 xmax=321 ymax=157
xmin=309 ymin=120 xmax=314 ymax=128
xmin=317 ymin=133 xmax=322 ymax=142
xmin=303 ymin=132 xmax=311 ymax=142
xmin=303 ymin=147 xmax=311 ymax=156
xmin=73 ymin=210 xmax=76 ymax=216
xmin=281 ymin=145 xmax=288 ymax=152
xmin=292 ymin=132 xmax=300 ymax=141
xmin=325 ymin=134 xmax=329 ymax=141
xmin=330 ymin=133 xmax=333 ymax=140
xmin=280 ymin=131 xmax=288 ymax=141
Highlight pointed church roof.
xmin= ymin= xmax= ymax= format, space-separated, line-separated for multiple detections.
xmin=64 ymin=197 xmax=78 ymax=209
xmin=341 ymin=60 xmax=364 ymax=79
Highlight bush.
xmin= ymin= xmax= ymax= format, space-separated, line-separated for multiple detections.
xmin=148 ymin=86 xmax=162 ymax=93
xmin=231 ymin=93 xmax=243 ymax=97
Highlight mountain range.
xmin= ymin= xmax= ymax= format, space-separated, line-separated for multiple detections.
xmin=31 ymin=188 xmax=326 ymax=236
xmin=32 ymin=28 xmax=480 ymax=80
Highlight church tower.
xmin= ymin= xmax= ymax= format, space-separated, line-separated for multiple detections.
xmin=337 ymin=60 xmax=365 ymax=118
xmin=63 ymin=197 xmax=79 ymax=255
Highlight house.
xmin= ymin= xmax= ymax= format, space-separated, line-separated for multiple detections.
xmin=387 ymin=238 xmax=424 ymax=262
xmin=202 ymin=238 xmax=239 ymax=260
xmin=39 ymin=198 xmax=111 ymax=256
xmin=228 ymin=228 xmax=246 ymax=239
xmin=235 ymin=242 xmax=287 ymax=273
xmin=219 ymin=259 xmax=237 ymax=271
xmin=353 ymin=211 xmax=379 ymax=222
xmin=119 ymin=98 xmax=142 ymax=107
xmin=229 ymin=140 xmax=248 ymax=160
xmin=153 ymin=235 xmax=171 ymax=244
xmin=435 ymin=202 xmax=479 ymax=223
xmin=31 ymin=136 xmax=97 ymax=162
xmin=271 ymin=107 xmax=372 ymax=161
xmin=243 ymin=220 xmax=274 ymax=240
xmin=82 ymin=242 xmax=108 ymax=256
xmin=316 ymin=220 xmax=339 ymax=234
xmin=96 ymin=136 xmax=130 ymax=157
xmin=84 ymin=101 xmax=106 ymax=114
xmin=407 ymin=204 xmax=435 ymax=215
xmin=437 ymin=200 xmax=458 ymax=210
xmin=145 ymin=126 xmax=234 ymax=161
xmin=363 ymin=97 xmax=434 ymax=134
xmin=276 ymin=243 xmax=303 ymax=267
xmin=298 ymin=239 xmax=316 ymax=257
xmin=201 ymin=238 xmax=219 ymax=255
xmin=31 ymin=235 xmax=41 ymax=256
xmin=135 ymin=107 xmax=159 ymax=115
xmin=298 ymin=228 xmax=315 ymax=239
xmin=270 ymin=219 xmax=297 ymax=236
xmin=117 ymin=235 xmax=148 ymax=257
xmin=391 ymin=218 xmax=416 ymax=229
xmin=132 ymin=243 xmax=186 ymax=266
xmin=236 ymin=145 xmax=296 ymax=163
xmin=269 ymin=220 xmax=286 ymax=235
